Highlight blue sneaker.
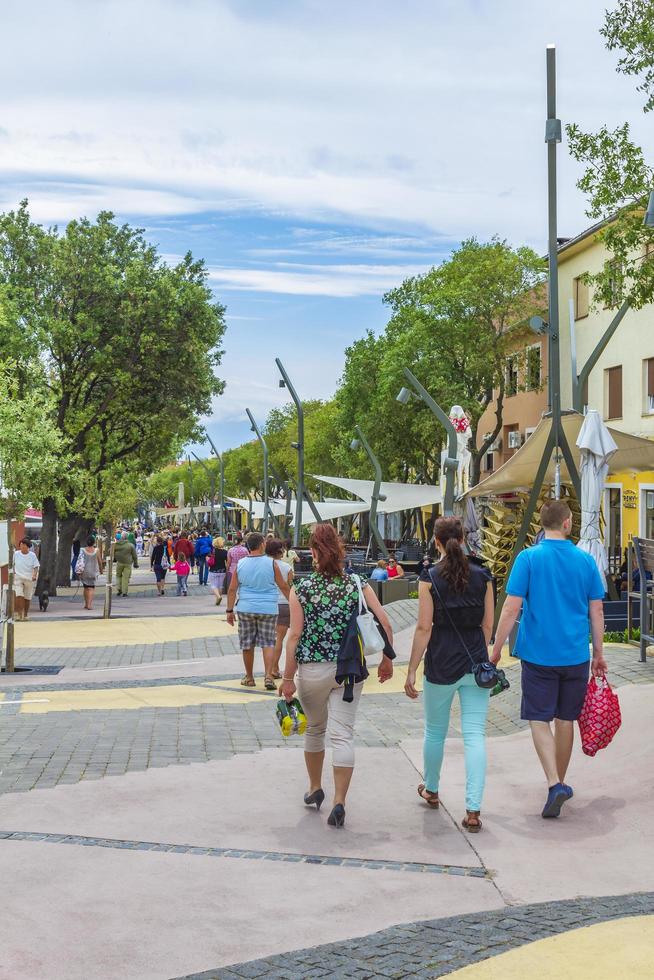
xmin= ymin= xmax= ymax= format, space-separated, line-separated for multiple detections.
xmin=542 ymin=782 xmax=569 ymax=818
xmin=562 ymin=784 xmax=574 ymax=800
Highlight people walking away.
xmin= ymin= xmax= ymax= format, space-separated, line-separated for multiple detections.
xmin=209 ymin=536 xmax=228 ymax=605
xmin=226 ymin=531 xmax=291 ymax=690
xmin=13 ymin=538 xmax=39 ymax=621
xmin=71 ymin=537 xmax=81 ymax=582
xmin=282 ymin=539 xmax=299 ymax=568
xmin=404 ymin=518 xmax=494 ymax=833
xmin=370 ymin=559 xmax=388 ymax=581
xmin=113 ymin=532 xmax=139 ymax=597
xmin=266 ymin=537 xmax=294 ymax=679
xmin=492 ymin=500 xmax=607 ymax=819
xmin=77 ymin=536 xmax=104 ymax=610
xmin=415 ymin=553 xmax=436 ymax=576
xmin=195 ymin=529 xmax=213 ymax=586
xmin=150 ymin=535 xmax=168 ymax=596
xmin=280 ymin=524 xmax=394 ymax=828
xmin=174 ymin=555 xmax=190 ymax=596
xmin=225 ymin=531 xmax=249 ymax=594
xmin=135 ymin=531 xmax=144 ymax=556
xmin=175 ymin=531 xmax=194 ymax=562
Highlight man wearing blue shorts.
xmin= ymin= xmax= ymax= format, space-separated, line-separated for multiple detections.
xmin=492 ymin=500 xmax=607 ymax=818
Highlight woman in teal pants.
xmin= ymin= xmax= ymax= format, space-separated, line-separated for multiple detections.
xmin=405 ymin=518 xmax=495 ymax=832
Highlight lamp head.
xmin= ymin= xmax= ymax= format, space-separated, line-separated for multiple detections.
xmin=644 ymin=190 xmax=654 ymax=228
xmin=278 ymin=379 xmax=286 ymax=388
xmin=291 ymin=441 xmax=300 ymax=450
xmin=529 ymin=315 xmax=548 ymax=335
xmin=378 ymin=493 xmax=387 ymax=502
xmin=350 ymin=438 xmax=361 ymax=451
xmin=396 ymin=386 xmax=411 ymax=405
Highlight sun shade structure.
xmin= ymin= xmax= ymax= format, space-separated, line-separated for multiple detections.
xmin=312 ymin=476 xmax=442 ymax=513
xmin=466 ymin=414 xmax=654 ymax=497
xmin=226 ymin=496 xmax=369 ymax=525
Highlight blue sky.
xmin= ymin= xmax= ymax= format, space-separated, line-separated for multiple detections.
xmin=1 ymin=0 xmax=651 ymax=452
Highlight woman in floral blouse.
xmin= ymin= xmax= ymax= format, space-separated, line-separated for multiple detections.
xmin=280 ymin=524 xmax=394 ymax=828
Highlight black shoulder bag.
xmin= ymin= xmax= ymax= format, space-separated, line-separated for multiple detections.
xmin=428 ymin=567 xmax=509 ymax=693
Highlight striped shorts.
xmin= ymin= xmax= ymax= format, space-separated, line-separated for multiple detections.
xmin=236 ymin=612 xmax=278 ymax=650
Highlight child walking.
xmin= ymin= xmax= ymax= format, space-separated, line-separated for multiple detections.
xmin=174 ymin=555 xmax=190 ymax=596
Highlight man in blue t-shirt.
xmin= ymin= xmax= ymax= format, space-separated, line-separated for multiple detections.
xmin=492 ymin=500 xmax=607 ymax=819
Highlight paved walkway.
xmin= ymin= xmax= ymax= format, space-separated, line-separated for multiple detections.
xmin=1 ymin=575 xmax=653 ymax=979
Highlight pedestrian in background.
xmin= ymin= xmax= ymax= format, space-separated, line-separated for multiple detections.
xmin=492 ymin=500 xmax=607 ymax=819
xmin=78 ymin=536 xmax=104 ymax=610
xmin=13 ymin=537 xmax=39 ymax=621
xmin=195 ymin=528 xmax=212 ymax=585
xmin=209 ymin=535 xmax=228 ymax=605
xmin=114 ymin=531 xmax=139 ymax=597
xmin=150 ymin=535 xmax=168 ymax=596
xmin=226 ymin=531 xmax=290 ymax=689
xmin=266 ymin=537 xmax=294 ymax=679
xmin=174 ymin=554 xmax=190 ymax=596
xmin=225 ymin=531 xmax=248 ymax=594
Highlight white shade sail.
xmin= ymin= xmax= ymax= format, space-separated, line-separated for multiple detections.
xmin=467 ymin=414 xmax=654 ymax=497
xmin=226 ymin=496 xmax=369 ymax=525
xmin=312 ymin=476 xmax=442 ymax=513
xmin=576 ymin=410 xmax=618 ymax=591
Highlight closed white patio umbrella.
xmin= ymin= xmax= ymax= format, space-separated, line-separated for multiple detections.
xmin=575 ymin=410 xmax=618 ymax=591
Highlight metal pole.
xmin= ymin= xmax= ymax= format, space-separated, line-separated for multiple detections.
xmin=246 ymin=408 xmax=279 ymax=535
xmin=402 ymin=368 xmax=458 ymax=515
xmin=275 ymin=358 xmax=323 ymax=545
xmin=4 ymin=516 xmax=15 ymax=672
xmin=545 ymin=45 xmax=563 ymax=499
xmin=103 ymin=538 xmax=114 ymax=620
xmin=204 ymin=434 xmax=225 ymax=537
xmin=354 ymin=424 xmax=388 ymax=559
xmin=191 ymin=452 xmax=215 ymax=530
xmin=574 ymin=300 xmax=629 ymax=413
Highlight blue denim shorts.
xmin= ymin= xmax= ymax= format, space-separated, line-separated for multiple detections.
xmin=520 ymin=659 xmax=589 ymax=722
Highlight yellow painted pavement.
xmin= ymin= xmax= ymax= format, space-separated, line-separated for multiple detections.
xmin=15 ymin=614 xmax=236 ymax=649
xmin=447 ymin=916 xmax=654 ymax=979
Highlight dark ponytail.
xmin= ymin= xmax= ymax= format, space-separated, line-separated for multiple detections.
xmin=435 ymin=517 xmax=469 ymax=593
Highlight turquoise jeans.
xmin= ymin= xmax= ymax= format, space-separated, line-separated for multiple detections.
xmin=423 ymin=673 xmax=490 ymax=812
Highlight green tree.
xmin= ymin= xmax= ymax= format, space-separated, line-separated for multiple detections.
xmin=567 ymin=1 xmax=654 ymax=309
xmin=0 ymin=367 xmax=65 ymax=669
xmin=0 ymin=203 xmax=226 ymax=589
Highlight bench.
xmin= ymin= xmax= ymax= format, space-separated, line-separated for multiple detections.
xmin=629 ymin=538 xmax=654 ymax=663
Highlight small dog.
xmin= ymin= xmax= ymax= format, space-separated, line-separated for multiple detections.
xmin=38 ymin=590 xmax=49 ymax=612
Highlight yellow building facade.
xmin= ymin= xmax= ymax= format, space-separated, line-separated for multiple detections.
xmin=558 ymin=223 xmax=654 ymax=564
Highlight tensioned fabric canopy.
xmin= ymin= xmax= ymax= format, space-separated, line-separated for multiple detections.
xmin=467 ymin=413 xmax=654 ymax=497
xmin=226 ymin=496 xmax=369 ymax=525
xmin=312 ymin=476 xmax=442 ymax=513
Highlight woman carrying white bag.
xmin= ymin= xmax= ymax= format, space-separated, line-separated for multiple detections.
xmin=280 ymin=524 xmax=394 ymax=829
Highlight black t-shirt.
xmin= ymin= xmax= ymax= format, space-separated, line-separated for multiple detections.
xmin=420 ymin=563 xmax=492 ymax=685
xmin=214 ymin=548 xmax=228 ymax=572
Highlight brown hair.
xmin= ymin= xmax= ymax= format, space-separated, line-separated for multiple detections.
xmin=265 ymin=537 xmax=284 ymax=558
xmin=540 ymin=500 xmax=572 ymax=530
xmin=245 ymin=531 xmax=265 ymax=552
xmin=310 ymin=524 xmax=345 ymax=578
xmin=434 ymin=517 xmax=469 ymax=593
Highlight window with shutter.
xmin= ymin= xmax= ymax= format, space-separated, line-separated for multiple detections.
xmin=605 ymin=366 xmax=623 ymax=420
xmin=574 ymin=276 xmax=589 ymax=319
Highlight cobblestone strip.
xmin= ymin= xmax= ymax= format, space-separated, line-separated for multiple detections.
xmin=0 ymin=831 xmax=489 ymax=878
xmin=173 ymin=891 xmax=654 ymax=979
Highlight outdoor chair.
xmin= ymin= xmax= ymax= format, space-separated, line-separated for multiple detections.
xmin=629 ymin=538 xmax=654 ymax=663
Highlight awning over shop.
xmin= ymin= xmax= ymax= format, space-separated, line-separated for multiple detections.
xmin=312 ymin=476 xmax=442 ymax=513
xmin=467 ymin=413 xmax=654 ymax=497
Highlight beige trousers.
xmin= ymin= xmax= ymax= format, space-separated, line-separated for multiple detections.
xmin=297 ymin=661 xmax=363 ymax=767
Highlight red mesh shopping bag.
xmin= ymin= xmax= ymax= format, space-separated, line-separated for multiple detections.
xmin=578 ymin=676 xmax=621 ymax=757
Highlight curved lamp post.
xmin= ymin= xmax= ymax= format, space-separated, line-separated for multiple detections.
xmin=191 ymin=452 xmax=215 ymax=531
xmin=275 ymin=358 xmax=323 ymax=546
xmin=204 ymin=434 xmax=225 ymax=536
xmin=246 ymin=408 xmax=278 ymax=535
xmin=186 ymin=456 xmax=197 ymax=528
xmin=350 ymin=425 xmax=388 ymax=559
xmin=396 ymin=367 xmax=458 ymax=516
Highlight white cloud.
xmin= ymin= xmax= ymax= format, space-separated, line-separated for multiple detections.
xmin=0 ymin=0 xmax=650 ymax=242
xmin=208 ymin=261 xmax=432 ymax=296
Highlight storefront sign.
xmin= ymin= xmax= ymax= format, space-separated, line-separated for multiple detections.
xmin=623 ymin=490 xmax=637 ymax=510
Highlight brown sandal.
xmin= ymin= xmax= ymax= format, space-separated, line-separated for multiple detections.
xmin=240 ymin=675 xmax=256 ymax=687
xmin=417 ymin=784 xmax=440 ymax=808
xmin=462 ymin=810 xmax=482 ymax=833
xmin=264 ymin=676 xmax=276 ymax=691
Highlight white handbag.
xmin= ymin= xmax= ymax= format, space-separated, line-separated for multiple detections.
xmin=354 ymin=575 xmax=385 ymax=656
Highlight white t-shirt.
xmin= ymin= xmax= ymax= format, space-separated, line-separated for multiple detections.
xmin=276 ymin=560 xmax=291 ymax=605
xmin=14 ymin=550 xmax=39 ymax=580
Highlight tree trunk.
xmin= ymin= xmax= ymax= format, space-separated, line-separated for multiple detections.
xmin=36 ymin=496 xmax=59 ymax=597
xmin=470 ymin=452 xmax=482 ymax=489
xmin=56 ymin=514 xmax=83 ymax=588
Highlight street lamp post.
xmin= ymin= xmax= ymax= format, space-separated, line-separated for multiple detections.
xmin=246 ymin=408 xmax=279 ymax=535
xmin=269 ymin=460 xmax=292 ymax=536
xmin=204 ymin=434 xmax=225 ymax=537
xmin=350 ymin=425 xmax=388 ymax=559
xmin=186 ymin=456 xmax=197 ymax=528
xmin=191 ymin=452 xmax=216 ymax=531
xmin=396 ymin=368 xmax=459 ymax=516
xmin=275 ymin=358 xmax=322 ymax=546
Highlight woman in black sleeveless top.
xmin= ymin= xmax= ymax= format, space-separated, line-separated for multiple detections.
xmin=405 ymin=518 xmax=494 ymax=832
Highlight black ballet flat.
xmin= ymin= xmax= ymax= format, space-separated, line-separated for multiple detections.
xmin=304 ymin=789 xmax=325 ymax=810
xmin=327 ymin=804 xmax=345 ymax=828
